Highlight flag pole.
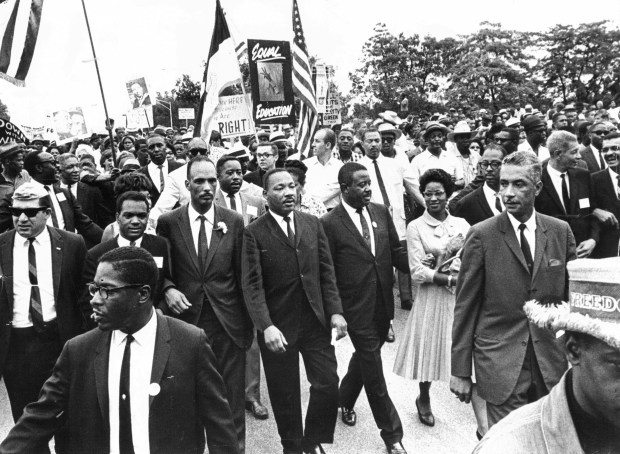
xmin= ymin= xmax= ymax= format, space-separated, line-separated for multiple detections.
xmin=80 ymin=0 xmax=117 ymax=166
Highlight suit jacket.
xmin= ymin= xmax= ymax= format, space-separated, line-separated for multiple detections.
xmin=453 ymin=186 xmax=495 ymax=226
xmin=452 ymin=212 xmax=576 ymax=405
xmin=535 ymin=164 xmax=600 ymax=246
xmin=138 ymin=160 xmax=184 ymax=206
xmin=241 ymin=211 xmax=343 ymax=343
xmin=157 ymin=205 xmax=251 ymax=349
xmin=242 ymin=168 xmax=265 ymax=189
xmin=214 ymin=189 xmax=266 ymax=227
xmin=75 ymin=182 xmax=111 ymax=229
xmin=321 ymin=203 xmax=408 ymax=332
xmin=591 ymin=168 xmax=620 ymax=258
xmin=80 ymin=234 xmax=172 ymax=328
xmin=0 ymin=227 xmax=87 ymax=376
xmin=579 ymin=144 xmax=605 ymax=174
xmin=52 ymin=184 xmax=103 ymax=248
xmin=0 ymin=313 xmax=239 ymax=454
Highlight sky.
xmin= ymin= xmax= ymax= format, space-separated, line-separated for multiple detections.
xmin=1 ymin=0 xmax=619 ymax=132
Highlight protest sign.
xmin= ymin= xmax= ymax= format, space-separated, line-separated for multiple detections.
xmin=51 ymin=107 xmax=89 ymax=143
xmin=315 ymin=63 xmax=328 ymax=114
xmin=0 ymin=119 xmax=28 ymax=144
xmin=248 ymin=39 xmax=295 ymax=124
xmin=126 ymin=105 xmax=153 ymax=130
xmin=212 ymin=94 xmax=255 ymax=138
xmin=126 ymin=77 xmax=152 ymax=109
xmin=178 ymin=108 xmax=195 ymax=120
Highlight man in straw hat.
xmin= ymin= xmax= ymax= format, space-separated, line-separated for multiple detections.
xmin=447 ymin=121 xmax=480 ymax=186
xmin=474 ymin=257 xmax=620 ymax=452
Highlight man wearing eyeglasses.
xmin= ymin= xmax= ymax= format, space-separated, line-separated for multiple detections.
xmin=137 ymin=134 xmax=183 ymax=205
xmin=0 ymin=247 xmax=239 ymax=454
xmin=243 ymin=142 xmax=278 ymax=189
xmin=591 ymin=132 xmax=620 ymax=258
xmin=579 ymin=121 xmax=616 ymax=174
xmin=0 ymin=182 xmax=87 ymax=422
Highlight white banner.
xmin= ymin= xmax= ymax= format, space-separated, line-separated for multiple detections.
xmin=211 ymin=94 xmax=255 ymax=138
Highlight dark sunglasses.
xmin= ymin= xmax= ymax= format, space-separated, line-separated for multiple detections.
xmin=10 ymin=207 xmax=48 ymax=217
xmin=189 ymin=148 xmax=209 ymax=156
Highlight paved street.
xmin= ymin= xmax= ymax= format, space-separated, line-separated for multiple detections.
xmin=0 ymin=302 xmax=478 ymax=454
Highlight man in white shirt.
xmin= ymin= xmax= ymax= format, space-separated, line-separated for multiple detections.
xmin=517 ymin=116 xmax=550 ymax=162
xmin=0 ymin=247 xmax=239 ymax=453
xmin=137 ymin=134 xmax=184 ymax=206
xmin=304 ymin=128 xmax=343 ymax=210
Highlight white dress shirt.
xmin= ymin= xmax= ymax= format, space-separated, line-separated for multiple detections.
xmin=221 ymin=190 xmax=243 ymax=214
xmin=303 ymin=155 xmax=343 ymax=209
xmin=187 ymin=204 xmax=214 ymax=255
xmin=108 ymin=310 xmax=157 ymax=454
xmin=342 ymin=200 xmax=375 ymax=255
xmin=59 ymin=181 xmax=78 ymax=199
xmin=147 ymin=160 xmax=168 ymax=193
xmin=546 ymin=164 xmax=570 ymax=211
xmin=409 ymin=149 xmax=464 ymax=187
xmin=269 ymin=210 xmax=295 ymax=237
xmin=507 ymin=210 xmax=537 ymax=259
xmin=12 ymin=227 xmax=56 ymax=327
xmin=518 ymin=142 xmax=550 ymax=162
xmin=482 ymin=182 xmax=504 ymax=215
xmin=31 ymin=180 xmax=65 ymax=229
xmin=117 ymin=235 xmax=143 ymax=247
xmin=608 ymin=167 xmax=620 ymax=198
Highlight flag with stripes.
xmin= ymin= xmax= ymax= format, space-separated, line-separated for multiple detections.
xmin=291 ymin=0 xmax=317 ymax=158
xmin=194 ymin=0 xmax=245 ymax=139
xmin=223 ymin=9 xmax=247 ymax=64
xmin=0 ymin=0 xmax=45 ymax=86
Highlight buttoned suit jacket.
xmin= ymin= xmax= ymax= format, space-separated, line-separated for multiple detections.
xmin=137 ymin=160 xmax=184 ymax=206
xmin=453 ymin=186 xmax=495 ymax=226
xmin=321 ymin=202 xmax=408 ymax=332
xmin=578 ymin=144 xmax=604 ymax=174
xmin=0 ymin=227 xmax=87 ymax=377
xmin=75 ymin=182 xmax=111 ymax=229
xmin=241 ymin=211 xmax=343 ymax=344
xmin=452 ymin=212 xmax=576 ymax=405
xmin=156 ymin=204 xmax=251 ymax=349
xmin=535 ymin=164 xmax=600 ymax=246
xmin=591 ymin=168 xmax=620 ymax=258
xmin=214 ymin=189 xmax=265 ymax=226
xmin=0 ymin=313 xmax=239 ymax=454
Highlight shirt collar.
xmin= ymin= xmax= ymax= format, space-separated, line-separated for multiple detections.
xmin=547 ymin=163 xmax=566 ymax=178
xmin=269 ymin=209 xmax=293 ymax=225
xmin=187 ymin=203 xmax=214 ymax=224
xmin=112 ymin=309 xmax=157 ymax=348
xmin=117 ymin=235 xmax=143 ymax=247
xmin=483 ymin=182 xmax=500 ymax=198
xmin=148 ymin=160 xmax=168 ymax=170
xmin=342 ymin=200 xmax=365 ymax=217
xmin=507 ymin=209 xmax=537 ymax=232
xmin=18 ymin=225 xmax=51 ymax=244
xmin=609 ymin=167 xmax=618 ymax=180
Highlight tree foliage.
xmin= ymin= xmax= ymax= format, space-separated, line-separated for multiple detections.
xmin=0 ymin=98 xmax=9 ymax=120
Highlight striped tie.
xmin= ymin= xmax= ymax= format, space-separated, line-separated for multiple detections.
xmin=28 ymin=238 xmax=44 ymax=331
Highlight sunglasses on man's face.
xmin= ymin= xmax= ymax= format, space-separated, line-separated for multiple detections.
xmin=10 ymin=207 xmax=47 ymax=218
xmin=189 ymin=148 xmax=209 ymax=156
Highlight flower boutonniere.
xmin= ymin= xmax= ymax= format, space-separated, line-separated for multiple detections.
xmin=215 ymin=221 xmax=228 ymax=234
xmin=371 ymin=221 xmax=378 ymax=229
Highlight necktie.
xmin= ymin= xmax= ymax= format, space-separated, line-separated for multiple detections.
xmin=356 ymin=208 xmax=372 ymax=250
xmin=43 ymin=186 xmax=59 ymax=228
xmin=519 ymin=224 xmax=534 ymax=274
xmin=372 ymin=159 xmax=391 ymax=208
xmin=228 ymin=193 xmax=237 ymax=212
xmin=494 ymin=194 xmax=502 ymax=213
xmin=599 ymin=151 xmax=606 ymax=170
xmin=616 ymin=175 xmax=620 ymax=198
xmin=158 ymin=165 xmax=165 ymax=192
xmin=284 ymin=216 xmax=295 ymax=246
xmin=197 ymin=215 xmax=208 ymax=272
xmin=129 ymin=241 xmax=136 ymax=247
xmin=28 ymin=238 xmax=44 ymax=332
xmin=560 ymin=173 xmax=570 ymax=214
xmin=119 ymin=334 xmax=134 ymax=454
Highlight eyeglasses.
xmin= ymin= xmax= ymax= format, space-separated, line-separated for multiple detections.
xmin=423 ymin=191 xmax=446 ymax=198
xmin=257 ymin=153 xmax=274 ymax=159
xmin=10 ymin=207 xmax=48 ymax=217
xmin=87 ymin=282 xmax=144 ymax=299
xmin=602 ymin=145 xmax=620 ymax=153
xmin=591 ymin=129 xmax=613 ymax=136
xmin=189 ymin=148 xmax=209 ymax=156
xmin=479 ymin=161 xmax=502 ymax=170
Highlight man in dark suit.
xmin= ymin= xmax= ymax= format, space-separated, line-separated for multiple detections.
xmin=0 ymin=150 xmax=103 ymax=246
xmin=591 ymin=132 xmax=620 ymax=257
xmin=0 ymin=247 xmax=238 ymax=454
xmin=58 ymin=153 xmax=111 ymax=229
xmin=579 ymin=121 xmax=615 ymax=173
xmin=81 ymin=191 xmax=171 ymax=326
xmin=157 ymin=156 xmax=250 ymax=453
xmin=321 ymin=163 xmax=409 ymax=454
xmin=0 ymin=183 xmax=87 ymax=421
xmin=453 ymin=144 xmax=507 ymax=225
xmin=241 ymin=168 xmax=347 ymax=454
xmin=137 ymin=134 xmax=183 ymax=205
xmin=450 ymin=151 xmax=577 ymax=428
xmin=535 ymin=131 xmax=600 ymax=258
xmin=214 ymin=155 xmax=269 ymax=420
xmin=243 ymin=142 xmax=277 ymax=188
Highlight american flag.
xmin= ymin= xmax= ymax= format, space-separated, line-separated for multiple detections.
xmin=292 ymin=0 xmax=317 ymax=158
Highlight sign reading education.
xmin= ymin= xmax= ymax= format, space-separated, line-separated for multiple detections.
xmin=248 ymin=39 xmax=295 ymax=125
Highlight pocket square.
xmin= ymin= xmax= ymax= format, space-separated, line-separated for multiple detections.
xmin=548 ymin=259 xmax=562 ymax=267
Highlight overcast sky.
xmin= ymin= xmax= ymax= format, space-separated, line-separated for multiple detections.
xmin=1 ymin=0 xmax=619 ymax=130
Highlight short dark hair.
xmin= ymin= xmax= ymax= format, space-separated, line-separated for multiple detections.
xmin=116 ymin=190 xmax=150 ymax=214
xmin=284 ymin=159 xmax=308 ymax=186
xmin=338 ymin=162 xmax=367 ymax=187
xmin=362 ymin=127 xmax=380 ymax=141
xmin=23 ymin=149 xmax=45 ymax=174
xmin=419 ymin=168 xmax=455 ymax=198
xmin=263 ymin=168 xmax=290 ymax=189
xmin=552 ymin=112 xmax=567 ymax=122
xmin=216 ymin=155 xmax=241 ymax=176
xmin=500 ymin=128 xmax=520 ymax=142
xmin=79 ymin=154 xmax=96 ymax=164
xmin=484 ymin=143 xmax=508 ymax=158
xmin=99 ymin=246 xmax=158 ymax=296
xmin=257 ymin=142 xmax=278 ymax=155
xmin=100 ymin=150 xmax=113 ymax=167
xmin=187 ymin=155 xmax=215 ymax=179
xmin=113 ymin=173 xmax=154 ymax=198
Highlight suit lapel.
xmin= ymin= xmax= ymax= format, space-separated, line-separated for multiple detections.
xmin=475 ymin=188 xmax=495 ymax=218
xmin=337 ymin=204 xmax=373 ymax=255
xmin=541 ymin=167 xmax=566 ymax=214
xmin=204 ymin=206 xmax=223 ymax=271
xmin=49 ymin=227 xmax=63 ymax=301
xmin=0 ymin=232 xmax=15 ymax=309
xmin=214 ymin=189 xmax=225 ymax=208
xmin=150 ymin=313 xmax=171 ymax=408
xmin=177 ymin=206 xmax=201 ymax=274
xmin=532 ymin=214 xmax=548 ymax=280
xmin=567 ymin=169 xmax=580 ymax=214
xmin=499 ymin=213 xmax=530 ymax=274
xmin=94 ymin=330 xmax=112 ymax=432
xmin=266 ymin=213 xmax=295 ymax=249
xmin=367 ymin=204 xmax=381 ymax=254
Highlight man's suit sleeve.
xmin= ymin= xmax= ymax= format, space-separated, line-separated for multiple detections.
xmin=385 ymin=206 xmax=409 ymax=274
xmin=316 ymin=217 xmax=343 ymax=318
xmin=0 ymin=342 xmax=71 ymax=453
xmin=452 ymin=226 xmax=485 ymax=378
xmin=195 ymin=329 xmax=240 ymax=454
xmin=448 ymin=174 xmax=484 ymax=213
xmin=80 ymin=246 xmax=97 ymax=330
xmin=585 ymin=172 xmax=601 ymax=244
xmin=155 ymin=216 xmax=176 ymax=294
xmin=564 ymin=224 xmax=577 ymax=300
xmin=241 ymin=227 xmax=273 ymax=331
xmin=69 ymin=191 xmax=103 ymax=245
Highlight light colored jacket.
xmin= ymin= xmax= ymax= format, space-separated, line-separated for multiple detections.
xmin=473 ymin=373 xmax=583 ymax=454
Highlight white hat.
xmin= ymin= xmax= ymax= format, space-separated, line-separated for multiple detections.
xmin=226 ymin=141 xmax=251 ymax=159
xmin=378 ymin=110 xmax=403 ymax=126
xmin=269 ymin=131 xmax=287 ymax=143
xmin=447 ymin=121 xmax=477 ymax=141
xmin=505 ymin=118 xmax=520 ymax=128
xmin=12 ymin=182 xmax=48 ymax=201
xmin=376 ymin=122 xmax=402 ymax=139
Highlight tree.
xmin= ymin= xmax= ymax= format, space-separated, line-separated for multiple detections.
xmin=533 ymin=21 xmax=620 ymax=103
xmin=0 ymin=98 xmax=9 ymax=120
xmin=172 ymin=74 xmax=201 ymax=106
xmin=152 ymin=74 xmax=202 ymax=129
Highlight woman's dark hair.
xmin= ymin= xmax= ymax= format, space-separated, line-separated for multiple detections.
xmin=99 ymin=150 xmax=113 ymax=167
xmin=352 ymin=142 xmax=365 ymax=156
xmin=284 ymin=159 xmax=308 ymax=186
xmin=113 ymin=172 xmax=154 ymax=198
xmin=469 ymin=137 xmax=485 ymax=154
xmin=419 ymin=168 xmax=454 ymax=198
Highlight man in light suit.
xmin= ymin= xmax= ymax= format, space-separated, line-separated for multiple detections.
xmin=0 ymin=247 xmax=238 ymax=454
xmin=321 ymin=163 xmax=409 ymax=454
xmin=450 ymin=151 xmax=577 ymax=428
xmin=214 ymin=155 xmax=269 ymax=420
xmin=157 ymin=156 xmax=251 ymax=453
xmin=0 ymin=183 xmax=87 ymax=422
xmin=241 ymin=168 xmax=347 ymax=454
